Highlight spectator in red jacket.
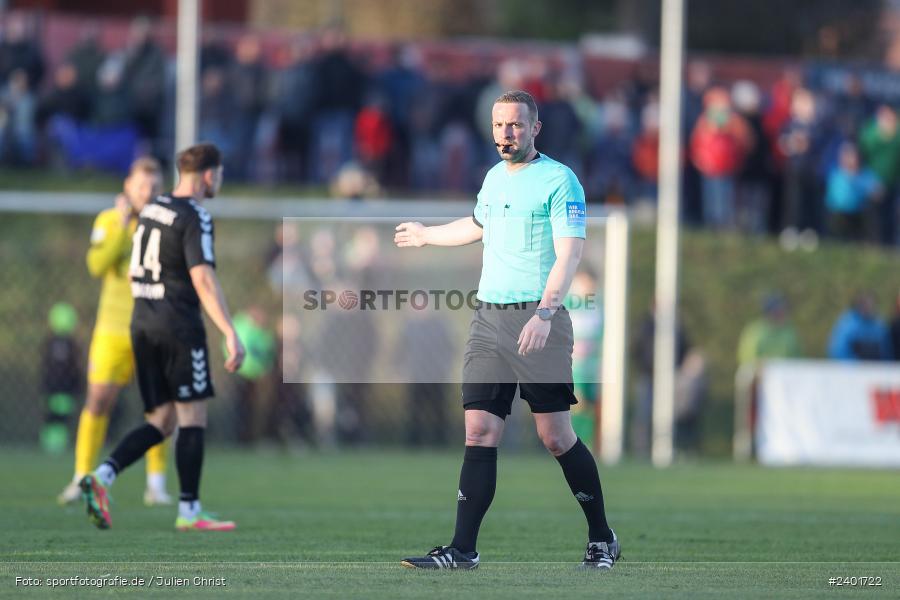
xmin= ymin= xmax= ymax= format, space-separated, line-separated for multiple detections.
xmin=689 ymin=86 xmax=752 ymax=229
xmin=354 ymin=95 xmax=394 ymax=185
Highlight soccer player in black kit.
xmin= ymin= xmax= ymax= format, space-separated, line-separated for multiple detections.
xmin=80 ymin=143 xmax=246 ymax=531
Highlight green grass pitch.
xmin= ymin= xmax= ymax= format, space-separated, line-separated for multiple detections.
xmin=1 ymin=449 xmax=897 ymax=598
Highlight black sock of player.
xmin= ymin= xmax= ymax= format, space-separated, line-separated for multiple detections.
xmin=106 ymin=423 xmax=165 ymax=474
xmin=176 ymin=426 xmax=205 ymax=502
xmin=449 ymin=445 xmax=497 ymax=554
xmin=555 ymin=439 xmax=613 ymax=543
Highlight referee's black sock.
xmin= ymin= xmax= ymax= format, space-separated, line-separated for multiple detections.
xmin=555 ymin=439 xmax=614 ymax=543
xmin=102 ymin=423 xmax=165 ymax=482
xmin=176 ymin=426 xmax=204 ymax=503
xmin=449 ymin=445 xmax=497 ymax=554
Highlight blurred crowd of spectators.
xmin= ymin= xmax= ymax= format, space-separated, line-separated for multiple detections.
xmin=3 ymin=14 xmax=900 ymax=245
xmin=682 ymin=62 xmax=900 ymax=247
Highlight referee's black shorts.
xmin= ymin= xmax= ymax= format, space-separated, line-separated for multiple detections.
xmin=461 ymin=301 xmax=577 ymax=418
xmin=131 ymin=325 xmax=214 ymax=412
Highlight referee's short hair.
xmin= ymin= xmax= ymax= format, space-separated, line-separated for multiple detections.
xmin=494 ymin=90 xmax=539 ymax=123
xmin=176 ymin=143 xmax=222 ymax=175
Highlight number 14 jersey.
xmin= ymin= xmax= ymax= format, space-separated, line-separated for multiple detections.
xmin=129 ymin=194 xmax=216 ymax=333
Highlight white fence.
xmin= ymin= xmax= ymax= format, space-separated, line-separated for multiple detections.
xmin=742 ymin=359 xmax=900 ymax=467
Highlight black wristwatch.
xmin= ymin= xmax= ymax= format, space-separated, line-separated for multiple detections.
xmin=535 ymin=306 xmax=558 ymax=321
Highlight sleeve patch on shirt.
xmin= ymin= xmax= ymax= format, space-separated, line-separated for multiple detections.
xmin=201 ymin=232 xmax=215 ymax=262
xmin=566 ymin=201 xmax=586 ymax=227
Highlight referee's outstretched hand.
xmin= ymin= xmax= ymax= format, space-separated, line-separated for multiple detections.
xmin=394 ymin=222 xmax=426 ymax=248
xmin=224 ymin=331 xmax=246 ymax=373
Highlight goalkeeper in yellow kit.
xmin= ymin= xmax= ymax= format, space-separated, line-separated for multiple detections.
xmin=58 ymin=157 xmax=172 ymax=506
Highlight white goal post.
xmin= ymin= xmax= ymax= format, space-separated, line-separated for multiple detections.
xmin=600 ymin=211 xmax=629 ymax=465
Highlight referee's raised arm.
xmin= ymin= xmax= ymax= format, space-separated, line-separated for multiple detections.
xmin=394 ymin=217 xmax=483 ymax=248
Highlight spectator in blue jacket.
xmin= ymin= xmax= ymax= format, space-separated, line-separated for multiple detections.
xmin=824 ymin=142 xmax=882 ymax=242
xmin=828 ymin=292 xmax=892 ymax=360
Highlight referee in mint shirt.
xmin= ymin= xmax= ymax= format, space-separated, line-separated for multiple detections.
xmin=395 ymin=90 xmax=619 ymax=570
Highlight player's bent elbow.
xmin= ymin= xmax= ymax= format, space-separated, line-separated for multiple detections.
xmin=189 ymin=264 xmax=214 ymax=285
xmin=188 ymin=264 xmax=218 ymax=298
xmin=85 ymin=255 xmax=107 ymax=278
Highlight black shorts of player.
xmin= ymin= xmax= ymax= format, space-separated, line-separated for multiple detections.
xmin=461 ymin=301 xmax=576 ymax=419
xmin=131 ymin=325 xmax=214 ymax=412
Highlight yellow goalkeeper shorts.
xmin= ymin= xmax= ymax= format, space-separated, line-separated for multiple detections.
xmin=88 ymin=332 xmax=135 ymax=386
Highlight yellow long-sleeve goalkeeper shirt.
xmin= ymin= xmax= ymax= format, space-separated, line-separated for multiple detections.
xmin=87 ymin=208 xmax=136 ymax=335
